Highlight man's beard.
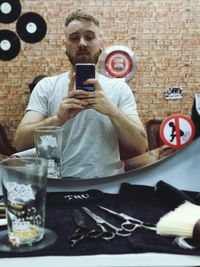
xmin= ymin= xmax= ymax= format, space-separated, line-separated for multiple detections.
xmin=66 ymin=48 xmax=101 ymax=66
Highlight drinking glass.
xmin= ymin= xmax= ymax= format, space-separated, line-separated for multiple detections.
xmin=34 ymin=126 xmax=63 ymax=178
xmin=0 ymin=157 xmax=48 ymax=247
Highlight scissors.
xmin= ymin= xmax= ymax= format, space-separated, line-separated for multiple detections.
xmin=82 ymin=207 xmax=131 ymax=238
xmin=98 ymin=205 xmax=157 ymax=232
xmin=68 ymin=209 xmax=102 ymax=247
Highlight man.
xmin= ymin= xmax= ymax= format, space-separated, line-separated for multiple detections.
xmin=14 ymin=10 xmax=148 ymax=178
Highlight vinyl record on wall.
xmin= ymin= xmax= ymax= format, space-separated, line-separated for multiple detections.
xmin=0 ymin=0 xmax=21 ymax=23
xmin=0 ymin=30 xmax=21 ymax=61
xmin=16 ymin=12 xmax=47 ymax=43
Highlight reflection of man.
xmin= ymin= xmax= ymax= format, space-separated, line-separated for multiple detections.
xmin=14 ymin=10 xmax=148 ymax=178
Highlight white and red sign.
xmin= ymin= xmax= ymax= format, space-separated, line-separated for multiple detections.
xmin=99 ymin=45 xmax=137 ymax=82
xmin=105 ymin=51 xmax=132 ymax=78
xmin=160 ymin=114 xmax=195 ymax=149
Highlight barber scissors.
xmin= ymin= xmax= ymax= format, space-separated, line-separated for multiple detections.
xmin=68 ymin=209 xmax=102 ymax=247
xmin=98 ymin=205 xmax=156 ymax=232
xmin=82 ymin=207 xmax=131 ymax=239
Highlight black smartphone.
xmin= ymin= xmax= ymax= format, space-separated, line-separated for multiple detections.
xmin=75 ymin=63 xmax=95 ymax=91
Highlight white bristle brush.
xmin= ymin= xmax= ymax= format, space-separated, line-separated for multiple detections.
xmin=157 ymin=201 xmax=200 ymax=241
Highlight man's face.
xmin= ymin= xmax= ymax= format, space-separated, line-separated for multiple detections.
xmin=65 ymin=19 xmax=102 ymax=66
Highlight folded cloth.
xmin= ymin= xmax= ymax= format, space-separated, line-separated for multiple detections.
xmin=11 ymin=148 xmax=37 ymax=158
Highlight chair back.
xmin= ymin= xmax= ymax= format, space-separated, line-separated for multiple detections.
xmin=146 ymin=119 xmax=164 ymax=150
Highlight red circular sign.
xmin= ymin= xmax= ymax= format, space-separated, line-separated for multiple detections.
xmin=160 ymin=114 xmax=195 ymax=149
xmin=105 ymin=51 xmax=133 ymax=78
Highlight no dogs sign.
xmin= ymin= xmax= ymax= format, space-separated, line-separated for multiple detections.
xmin=160 ymin=114 xmax=195 ymax=149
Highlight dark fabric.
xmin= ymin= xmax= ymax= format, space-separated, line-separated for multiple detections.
xmin=155 ymin=180 xmax=193 ymax=207
xmin=0 ymin=183 xmax=200 ymax=258
xmin=191 ymin=98 xmax=200 ymax=139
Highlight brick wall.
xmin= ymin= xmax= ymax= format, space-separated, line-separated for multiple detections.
xmin=0 ymin=0 xmax=200 ymax=144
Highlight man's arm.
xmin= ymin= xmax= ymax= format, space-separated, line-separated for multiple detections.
xmin=109 ymin=108 xmax=148 ymax=156
xmin=14 ymin=111 xmax=60 ymax=151
xmin=14 ymin=75 xmax=90 ymax=151
xmin=14 ymin=91 xmax=90 ymax=151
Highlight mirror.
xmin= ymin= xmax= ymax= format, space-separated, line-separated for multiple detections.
xmin=9 ymin=142 xmax=178 ymax=180
xmin=0 ymin=1 xmax=198 ymax=180
xmin=124 ymin=146 xmax=176 ymax=173
xmin=60 ymin=145 xmax=177 ymax=180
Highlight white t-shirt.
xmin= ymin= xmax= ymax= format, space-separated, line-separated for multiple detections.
xmin=27 ymin=72 xmax=138 ymax=178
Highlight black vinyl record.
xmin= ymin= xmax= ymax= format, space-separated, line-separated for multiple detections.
xmin=0 ymin=30 xmax=21 ymax=61
xmin=0 ymin=0 xmax=21 ymax=23
xmin=16 ymin=12 xmax=47 ymax=43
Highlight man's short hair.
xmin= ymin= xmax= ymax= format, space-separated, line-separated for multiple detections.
xmin=29 ymin=74 xmax=48 ymax=92
xmin=65 ymin=10 xmax=99 ymax=29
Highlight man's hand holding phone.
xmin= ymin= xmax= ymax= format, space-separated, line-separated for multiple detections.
xmin=75 ymin=63 xmax=116 ymax=115
xmin=57 ymin=74 xmax=90 ymax=124
xmin=59 ymin=63 xmax=115 ymax=119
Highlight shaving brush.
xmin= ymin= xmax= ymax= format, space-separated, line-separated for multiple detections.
xmin=155 ymin=181 xmax=200 ymax=242
xmin=156 ymin=201 xmax=200 ymax=241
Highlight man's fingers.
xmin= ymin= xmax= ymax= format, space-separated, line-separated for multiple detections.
xmin=89 ymin=91 xmax=96 ymax=98
xmin=71 ymin=99 xmax=88 ymax=106
xmin=87 ymin=98 xmax=96 ymax=104
xmin=84 ymin=79 xmax=100 ymax=91
xmin=68 ymin=73 xmax=76 ymax=92
xmin=68 ymin=90 xmax=89 ymax=99
xmin=62 ymin=98 xmax=88 ymax=107
xmin=66 ymin=103 xmax=87 ymax=109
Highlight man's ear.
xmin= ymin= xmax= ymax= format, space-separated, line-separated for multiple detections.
xmin=99 ymin=33 xmax=103 ymax=51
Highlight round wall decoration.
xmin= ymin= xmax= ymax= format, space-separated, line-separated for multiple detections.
xmin=0 ymin=0 xmax=21 ymax=23
xmin=99 ymin=45 xmax=137 ymax=81
xmin=0 ymin=29 xmax=21 ymax=61
xmin=160 ymin=114 xmax=195 ymax=149
xmin=16 ymin=12 xmax=47 ymax=43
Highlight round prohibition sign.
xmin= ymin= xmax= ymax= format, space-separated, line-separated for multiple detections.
xmin=99 ymin=45 xmax=137 ymax=81
xmin=160 ymin=114 xmax=195 ymax=149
